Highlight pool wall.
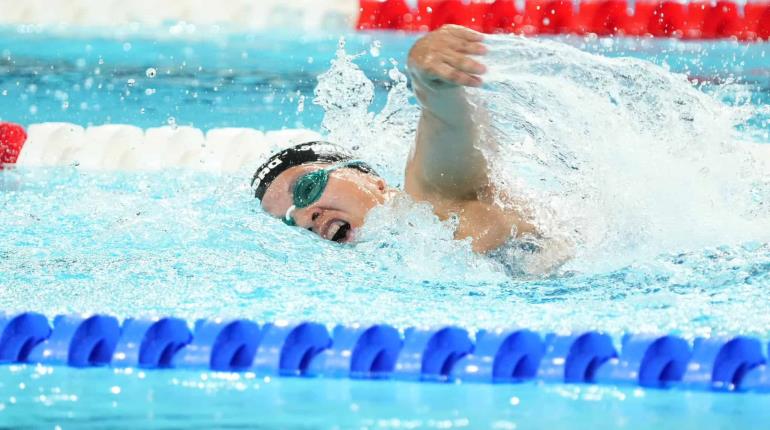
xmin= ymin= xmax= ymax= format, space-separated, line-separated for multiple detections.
xmin=2 ymin=311 xmax=770 ymax=393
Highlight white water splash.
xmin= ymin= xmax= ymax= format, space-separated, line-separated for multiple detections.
xmin=309 ymin=35 xmax=770 ymax=278
xmin=314 ymin=38 xmax=419 ymax=187
xmin=472 ymin=36 xmax=770 ymax=273
xmin=313 ymin=40 xmax=505 ymax=282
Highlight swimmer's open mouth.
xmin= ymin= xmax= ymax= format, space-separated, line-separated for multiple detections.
xmin=329 ymin=221 xmax=351 ymax=243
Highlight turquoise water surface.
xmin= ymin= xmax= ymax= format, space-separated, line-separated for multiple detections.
xmin=1 ymin=25 xmax=770 ymax=429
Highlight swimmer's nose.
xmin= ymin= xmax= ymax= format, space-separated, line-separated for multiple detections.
xmin=292 ymin=207 xmax=324 ymax=233
xmin=307 ymin=210 xmax=323 ymax=233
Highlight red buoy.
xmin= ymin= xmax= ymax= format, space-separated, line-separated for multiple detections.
xmin=744 ymin=1 xmax=770 ymax=40
xmin=523 ymin=0 xmax=575 ymax=34
xmin=0 ymin=122 xmax=27 ymax=167
xmin=575 ymin=0 xmax=632 ymax=36
xmin=486 ymin=0 xmax=525 ymax=34
xmin=356 ymin=0 xmax=757 ymax=40
xmin=700 ymin=0 xmax=742 ymax=39
xmin=647 ymin=1 xmax=688 ymax=37
xmin=429 ymin=0 xmax=492 ymax=32
xmin=624 ymin=0 xmax=657 ymax=35
xmin=357 ymin=0 xmax=414 ymax=30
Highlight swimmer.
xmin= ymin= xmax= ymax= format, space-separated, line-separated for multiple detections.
xmin=253 ymin=25 xmax=554 ymax=264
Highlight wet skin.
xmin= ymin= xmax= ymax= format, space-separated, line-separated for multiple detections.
xmin=260 ymin=163 xmax=391 ymax=243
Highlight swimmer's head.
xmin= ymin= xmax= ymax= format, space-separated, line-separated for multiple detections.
xmin=252 ymin=141 xmax=390 ymax=243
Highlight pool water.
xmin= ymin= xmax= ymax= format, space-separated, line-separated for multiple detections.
xmin=2 ymin=365 xmax=770 ymax=429
xmin=1 ymin=24 xmax=770 ymax=428
xmin=1 ymin=27 xmax=768 ymax=131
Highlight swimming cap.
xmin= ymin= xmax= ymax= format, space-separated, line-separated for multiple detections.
xmin=251 ymin=141 xmax=378 ymax=200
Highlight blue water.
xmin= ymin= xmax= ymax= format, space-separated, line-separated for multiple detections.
xmin=1 ymin=27 xmax=768 ymax=131
xmin=1 ymin=25 xmax=770 ymax=428
xmin=2 ymin=365 xmax=769 ymax=429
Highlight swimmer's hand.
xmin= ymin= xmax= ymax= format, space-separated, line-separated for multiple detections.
xmin=407 ymin=25 xmax=487 ymax=88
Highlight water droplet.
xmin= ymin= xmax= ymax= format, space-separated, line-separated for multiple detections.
xmin=369 ymin=40 xmax=381 ymax=58
xmin=146 ymin=68 xmax=157 ymax=78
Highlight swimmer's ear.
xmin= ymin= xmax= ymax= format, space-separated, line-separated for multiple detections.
xmin=375 ymin=178 xmax=387 ymax=193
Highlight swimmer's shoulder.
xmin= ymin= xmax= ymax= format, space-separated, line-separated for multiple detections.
xmin=451 ymin=200 xmax=522 ymax=253
xmin=405 ymin=178 xmax=535 ymax=253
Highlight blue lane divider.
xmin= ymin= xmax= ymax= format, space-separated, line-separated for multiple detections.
xmin=174 ymin=319 xmax=261 ymax=371
xmin=394 ymin=326 xmax=473 ymax=381
xmin=2 ymin=312 xmax=770 ymax=393
xmin=112 ymin=317 xmax=192 ymax=369
xmin=681 ymin=336 xmax=766 ymax=390
xmin=452 ymin=328 xmax=544 ymax=383
xmin=0 ymin=312 xmax=50 ymax=363
xmin=742 ymin=365 xmax=770 ymax=391
xmin=307 ymin=324 xmax=402 ymax=378
xmin=594 ymin=334 xmax=691 ymax=388
xmin=26 ymin=315 xmax=120 ymax=367
xmin=252 ymin=321 xmax=331 ymax=376
xmin=538 ymin=331 xmax=617 ymax=383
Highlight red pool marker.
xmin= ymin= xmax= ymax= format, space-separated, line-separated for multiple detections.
xmin=486 ymin=0 xmax=525 ymax=34
xmin=523 ymin=0 xmax=575 ymax=35
xmin=575 ymin=0 xmax=632 ymax=36
xmin=0 ymin=122 xmax=27 ymax=167
xmin=357 ymin=0 xmax=413 ymax=30
xmin=428 ymin=0 xmax=491 ymax=32
xmin=744 ymin=1 xmax=770 ymax=40
xmin=356 ymin=0 xmax=761 ymax=40
xmin=699 ymin=0 xmax=742 ymax=39
xmin=645 ymin=1 xmax=688 ymax=38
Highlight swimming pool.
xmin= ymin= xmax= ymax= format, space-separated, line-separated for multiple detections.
xmin=1 ymin=21 xmax=770 ymax=429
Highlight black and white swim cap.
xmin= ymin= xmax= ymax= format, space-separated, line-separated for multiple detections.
xmin=251 ymin=141 xmax=378 ymax=200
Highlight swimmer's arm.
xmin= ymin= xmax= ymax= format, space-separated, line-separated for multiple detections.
xmin=405 ymin=25 xmax=490 ymax=200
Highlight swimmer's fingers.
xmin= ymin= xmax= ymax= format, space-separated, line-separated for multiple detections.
xmin=430 ymin=62 xmax=483 ymax=87
xmin=408 ymin=25 xmax=487 ymax=87
xmin=457 ymin=42 xmax=488 ymax=56
xmin=443 ymin=24 xmax=485 ymax=43
xmin=443 ymin=52 xmax=487 ymax=77
xmin=445 ymin=36 xmax=487 ymax=56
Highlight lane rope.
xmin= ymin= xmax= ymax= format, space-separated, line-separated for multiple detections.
xmin=2 ymin=312 xmax=769 ymax=392
xmin=357 ymin=0 xmax=770 ymax=41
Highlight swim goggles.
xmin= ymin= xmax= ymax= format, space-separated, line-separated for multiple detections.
xmin=283 ymin=160 xmax=369 ymax=226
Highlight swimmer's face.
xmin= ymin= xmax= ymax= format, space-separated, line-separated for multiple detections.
xmin=260 ymin=163 xmax=389 ymax=243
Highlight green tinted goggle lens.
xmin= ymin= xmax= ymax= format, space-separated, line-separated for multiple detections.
xmin=282 ymin=161 xmax=367 ymax=227
xmin=293 ymin=169 xmax=330 ymax=208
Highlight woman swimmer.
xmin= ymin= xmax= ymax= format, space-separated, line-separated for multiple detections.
xmin=253 ymin=25 xmax=557 ymax=264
